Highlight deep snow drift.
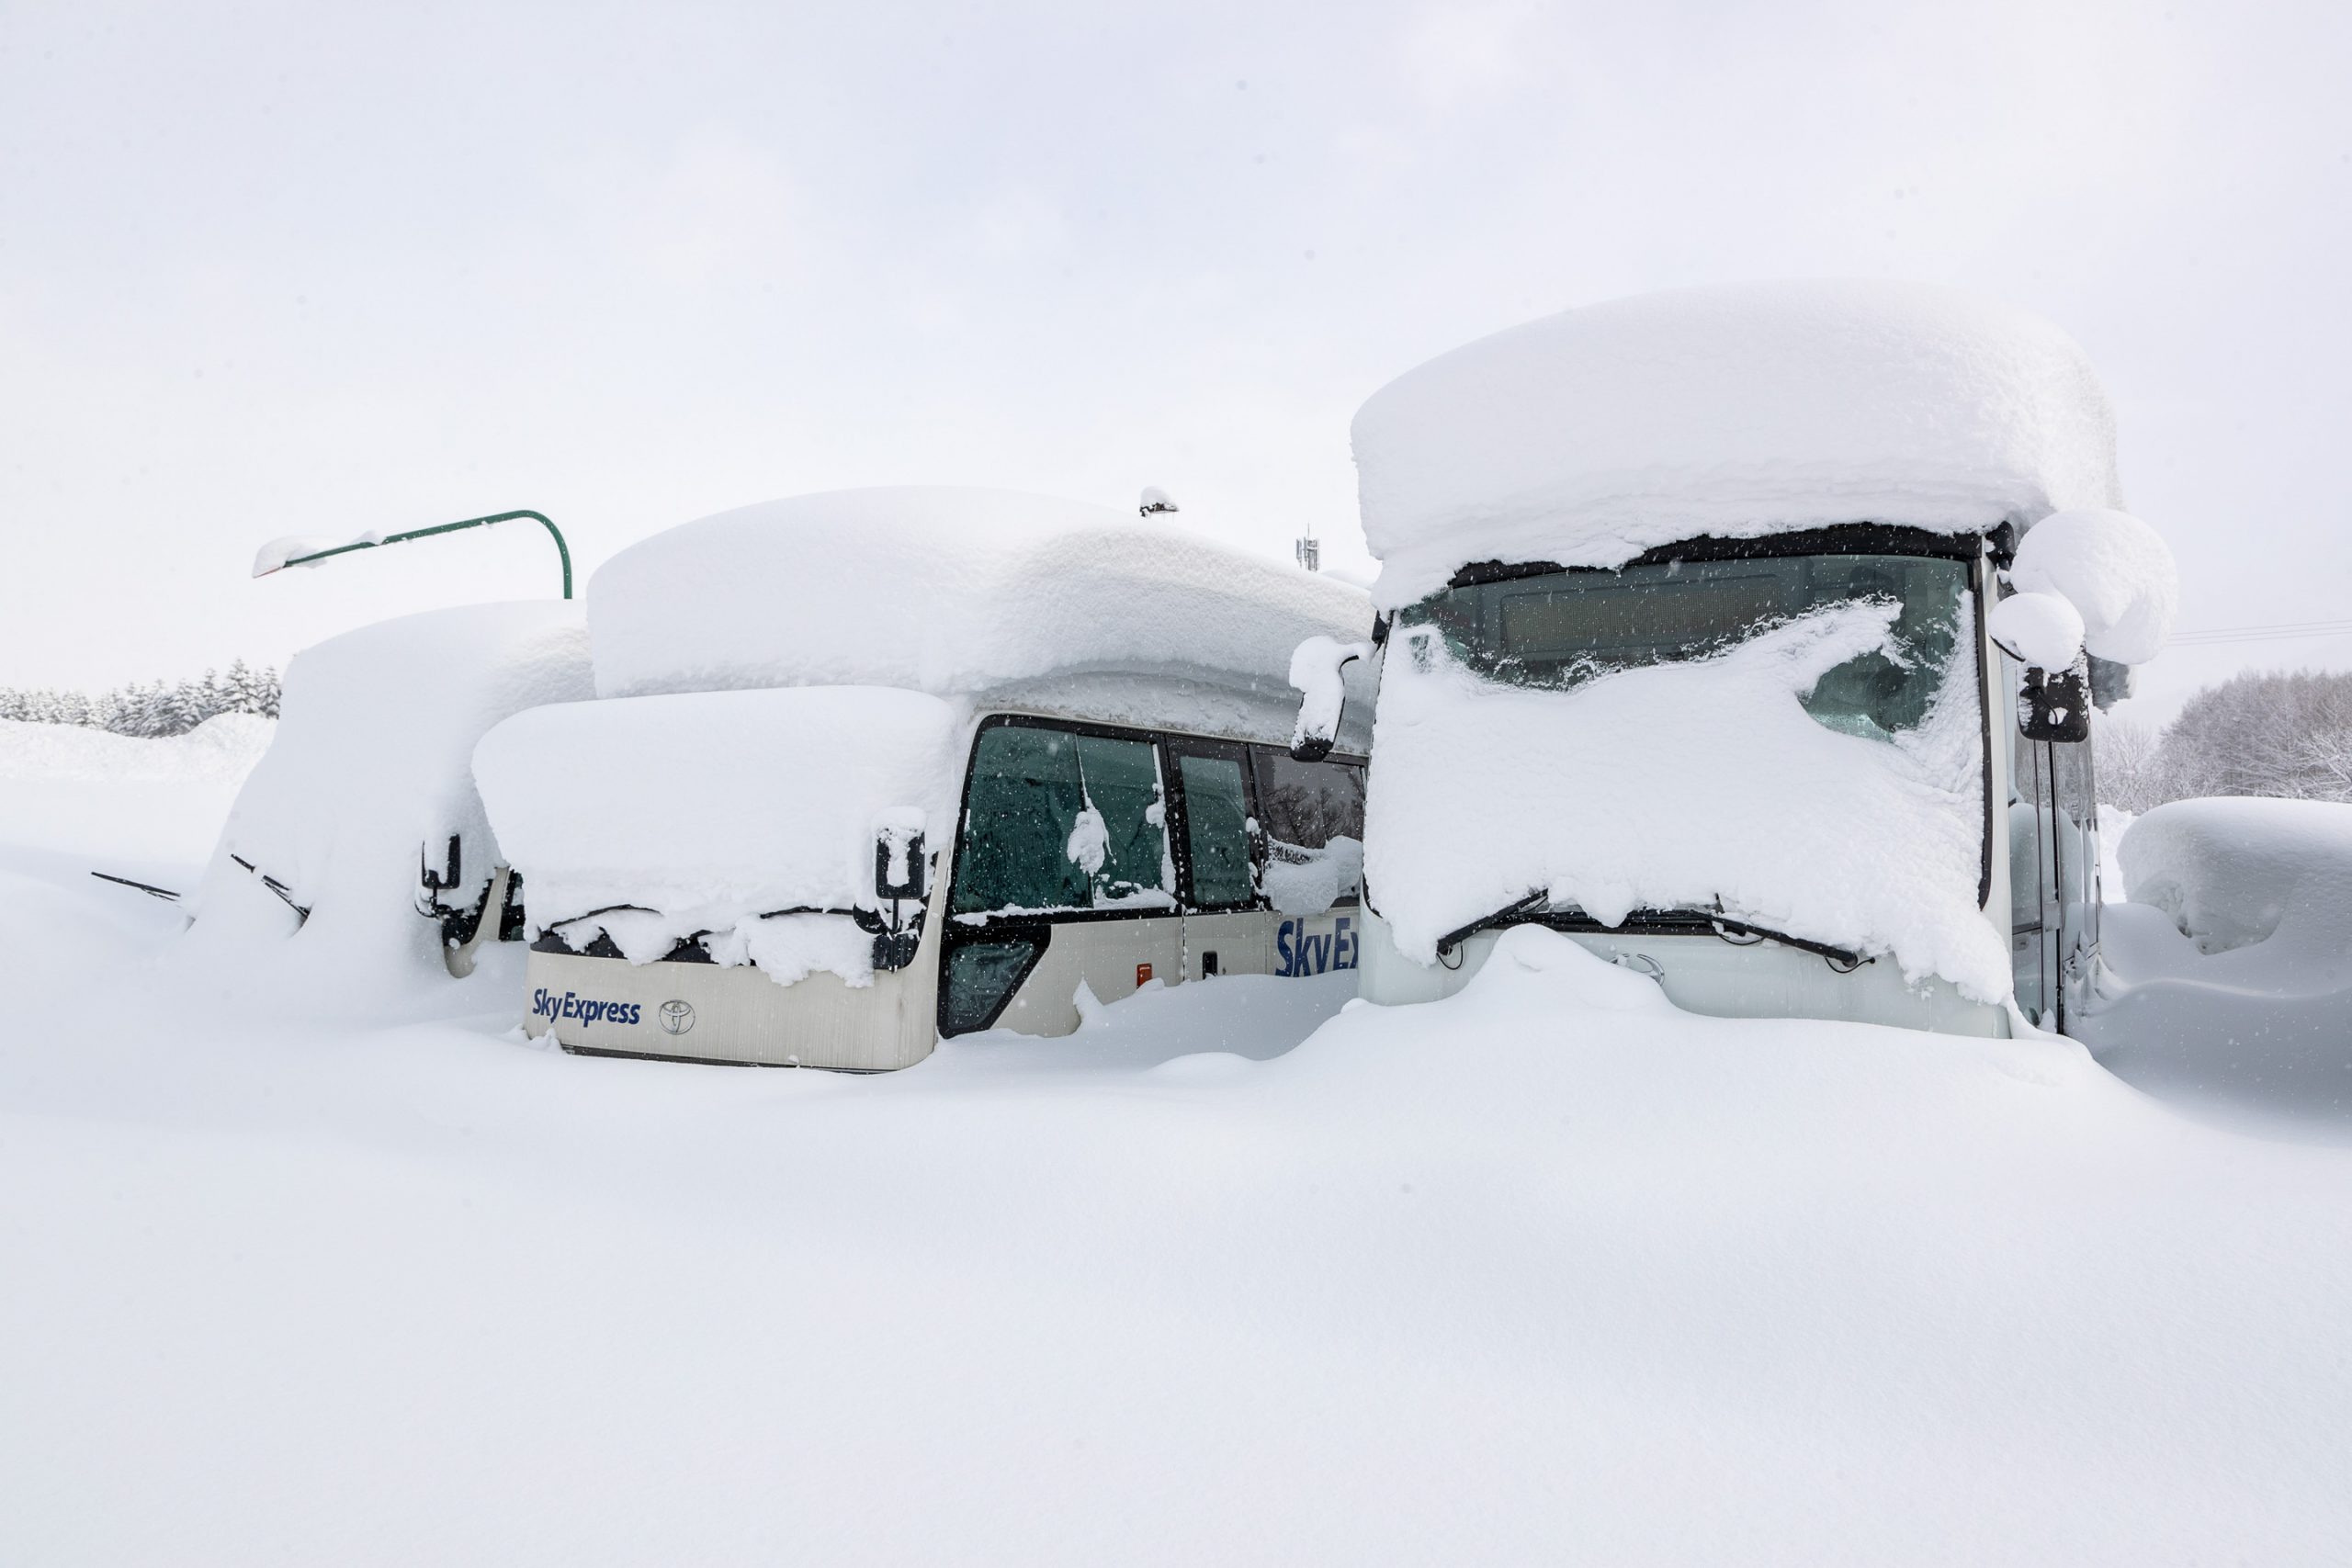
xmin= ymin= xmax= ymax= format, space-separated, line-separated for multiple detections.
xmin=7 ymin=723 xmax=2352 ymax=1565
xmin=2083 ymin=798 xmax=2352 ymax=1125
xmin=163 ymin=602 xmax=593 ymax=1016
xmin=1352 ymin=280 xmax=2122 ymax=606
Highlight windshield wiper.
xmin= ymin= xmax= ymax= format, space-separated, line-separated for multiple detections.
xmin=1434 ymin=890 xmax=1553 ymax=957
xmin=1702 ymin=914 xmax=1871 ymax=972
xmin=1434 ymin=893 xmax=1871 ymax=973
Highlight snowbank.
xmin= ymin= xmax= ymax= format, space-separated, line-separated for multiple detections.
xmin=589 ymin=487 xmax=1374 ymax=701
xmin=1366 ymin=599 xmax=2007 ymax=998
xmin=473 ymin=686 xmax=965 ymax=981
xmin=2085 ymin=799 xmax=2352 ymax=1122
xmin=15 ymin=858 xmax=2352 ymax=1565
xmin=163 ymin=603 xmax=593 ymax=1015
xmin=2118 ymin=797 xmax=2352 ymax=959
xmin=1353 ymin=279 xmax=2121 ymax=606
xmin=0 ymin=713 xmax=275 ymax=783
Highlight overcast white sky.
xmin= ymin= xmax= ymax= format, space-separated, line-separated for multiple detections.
xmin=4 ymin=0 xmax=2347 ymax=720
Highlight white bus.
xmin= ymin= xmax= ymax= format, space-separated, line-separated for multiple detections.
xmin=1295 ymin=281 xmax=2171 ymax=1039
xmin=473 ymin=488 xmax=1374 ymax=1070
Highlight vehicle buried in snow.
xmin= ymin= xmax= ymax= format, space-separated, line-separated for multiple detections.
xmin=164 ymin=600 xmax=594 ymax=1014
xmin=1296 ymin=280 xmax=2178 ymax=1038
xmin=471 ymin=487 xmax=1376 ymax=1069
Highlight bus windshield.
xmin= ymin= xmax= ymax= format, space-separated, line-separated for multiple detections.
xmin=1396 ymin=552 xmax=1972 ymax=743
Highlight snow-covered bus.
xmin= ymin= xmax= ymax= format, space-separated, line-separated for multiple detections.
xmin=472 ymin=488 xmax=1374 ymax=1069
xmin=1293 ymin=281 xmax=2177 ymax=1038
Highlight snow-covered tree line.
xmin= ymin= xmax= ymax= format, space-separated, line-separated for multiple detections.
xmin=0 ymin=660 xmax=280 ymax=737
xmin=2098 ymin=668 xmax=2352 ymax=811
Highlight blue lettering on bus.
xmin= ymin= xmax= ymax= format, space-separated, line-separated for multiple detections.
xmin=1274 ymin=915 xmax=1356 ymax=977
xmin=531 ymin=987 xmax=643 ymax=1027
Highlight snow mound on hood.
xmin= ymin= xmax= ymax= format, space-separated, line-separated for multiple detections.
xmin=590 ymin=487 xmax=1374 ymax=701
xmin=162 ymin=603 xmax=593 ymax=1015
xmin=2119 ymin=797 xmax=2352 ymax=960
xmin=473 ymin=685 xmax=964 ymax=983
xmin=1354 ymin=279 xmax=2121 ymax=606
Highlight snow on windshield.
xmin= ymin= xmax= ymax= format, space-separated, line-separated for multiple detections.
xmin=1365 ymin=593 xmax=2007 ymax=999
xmin=1353 ymin=280 xmax=2121 ymax=608
xmin=162 ymin=603 xmax=593 ymax=1013
xmin=589 ymin=486 xmax=1374 ymax=703
xmin=472 ymin=685 xmax=964 ymax=983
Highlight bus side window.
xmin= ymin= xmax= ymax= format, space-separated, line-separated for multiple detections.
xmin=951 ymin=722 xmax=1173 ymax=916
xmin=1250 ymin=748 xmax=1366 ymax=916
xmin=1174 ymin=750 xmax=1256 ymax=908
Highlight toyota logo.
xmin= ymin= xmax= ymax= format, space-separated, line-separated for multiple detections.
xmin=658 ymin=999 xmax=695 ymax=1035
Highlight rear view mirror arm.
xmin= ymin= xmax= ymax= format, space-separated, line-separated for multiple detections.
xmin=1290 ymin=635 xmax=1376 ymax=762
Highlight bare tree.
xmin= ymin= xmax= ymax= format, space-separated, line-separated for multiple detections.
xmin=2093 ymin=714 xmax=2169 ymax=813
xmin=2118 ymin=668 xmax=2352 ymax=807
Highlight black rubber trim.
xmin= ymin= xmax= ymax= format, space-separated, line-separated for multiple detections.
xmin=560 ymin=1041 xmax=886 ymax=1074
xmin=946 ymin=904 xmax=1183 ymax=929
xmin=1444 ymin=523 xmax=1991 ymax=589
xmin=1977 ymin=557 xmax=1999 ymax=911
xmin=534 ymin=905 xmax=865 ymax=962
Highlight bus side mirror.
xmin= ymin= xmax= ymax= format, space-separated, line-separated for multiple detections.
xmin=2018 ymin=664 xmax=2092 ymax=743
xmin=2086 ymin=654 xmax=2133 ymax=711
xmin=860 ymin=813 xmax=930 ymax=973
xmin=1290 ymin=635 xmax=1374 ymax=761
xmin=874 ymin=818 xmax=927 ymax=902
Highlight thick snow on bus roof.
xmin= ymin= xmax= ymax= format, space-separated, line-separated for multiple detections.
xmin=1354 ymin=280 xmax=2123 ymax=606
xmin=589 ymin=487 xmax=1374 ymax=701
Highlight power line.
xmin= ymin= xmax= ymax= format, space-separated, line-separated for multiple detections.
xmin=2168 ymin=617 xmax=2352 ymax=648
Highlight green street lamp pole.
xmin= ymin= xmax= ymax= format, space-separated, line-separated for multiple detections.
xmin=256 ymin=509 xmax=572 ymax=598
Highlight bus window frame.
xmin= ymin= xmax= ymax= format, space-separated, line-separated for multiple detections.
xmin=1246 ymin=743 xmax=1367 ymax=910
xmin=939 ymin=712 xmax=1367 ymax=1036
xmin=1163 ymin=735 xmax=1261 ymax=913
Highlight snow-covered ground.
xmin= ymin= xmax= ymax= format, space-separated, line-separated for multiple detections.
xmin=6 ymin=724 xmax=2352 ymax=1565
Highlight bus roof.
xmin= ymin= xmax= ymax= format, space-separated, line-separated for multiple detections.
xmin=589 ymin=486 xmax=1374 ymax=704
xmin=1352 ymin=279 xmax=2124 ymax=608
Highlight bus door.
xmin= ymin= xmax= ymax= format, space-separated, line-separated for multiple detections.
xmin=2007 ymin=660 xmax=2102 ymax=1032
xmin=1165 ymin=739 xmax=1270 ymax=980
xmin=938 ymin=716 xmax=1185 ymax=1037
